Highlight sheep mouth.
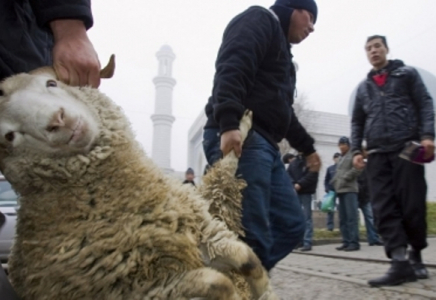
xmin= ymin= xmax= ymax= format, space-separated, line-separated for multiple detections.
xmin=67 ymin=118 xmax=85 ymax=145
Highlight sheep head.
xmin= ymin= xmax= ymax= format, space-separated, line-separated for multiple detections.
xmin=0 ymin=55 xmax=115 ymax=157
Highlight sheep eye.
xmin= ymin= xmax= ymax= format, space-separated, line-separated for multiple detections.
xmin=46 ymin=80 xmax=57 ymax=88
xmin=5 ymin=132 xmax=14 ymax=142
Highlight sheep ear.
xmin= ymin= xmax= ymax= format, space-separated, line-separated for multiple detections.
xmin=100 ymin=54 xmax=115 ymax=79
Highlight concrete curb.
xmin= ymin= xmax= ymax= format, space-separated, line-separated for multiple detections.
xmin=276 ymin=264 xmax=436 ymax=299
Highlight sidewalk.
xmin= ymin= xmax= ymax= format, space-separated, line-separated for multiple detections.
xmin=271 ymin=238 xmax=436 ymax=299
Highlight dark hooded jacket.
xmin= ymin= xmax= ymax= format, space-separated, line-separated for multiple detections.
xmin=0 ymin=0 xmax=93 ymax=82
xmin=287 ymin=155 xmax=318 ymax=195
xmin=204 ymin=6 xmax=315 ymax=155
xmin=351 ymin=60 xmax=435 ymax=153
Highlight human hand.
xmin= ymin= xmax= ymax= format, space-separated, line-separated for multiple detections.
xmin=294 ymin=184 xmax=301 ymax=191
xmin=421 ymin=139 xmax=435 ymax=160
xmin=306 ymin=152 xmax=321 ymax=172
xmin=353 ymin=154 xmax=366 ymax=169
xmin=220 ymin=130 xmax=242 ymax=158
xmin=50 ymin=20 xmax=101 ymax=88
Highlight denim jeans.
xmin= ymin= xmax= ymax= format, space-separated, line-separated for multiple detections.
xmin=337 ymin=192 xmax=360 ymax=248
xmin=359 ymin=202 xmax=380 ymax=244
xmin=299 ymin=194 xmax=313 ymax=247
xmin=203 ymin=128 xmax=305 ymax=271
xmin=326 ymin=211 xmax=334 ymax=230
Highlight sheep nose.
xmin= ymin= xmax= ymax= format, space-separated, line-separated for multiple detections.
xmin=46 ymin=108 xmax=65 ymax=132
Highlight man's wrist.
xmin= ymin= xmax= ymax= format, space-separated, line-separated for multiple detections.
xmin=50 ymin=19 xmax=87 ymax=41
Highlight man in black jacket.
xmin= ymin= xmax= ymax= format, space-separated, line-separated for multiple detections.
xmin=202 ymin=0 xmax=321 ymax=271
xmin=287 ymin=154 xmax=318 ymax=251
xmin=352 ymin=35 xmax=435 ymax=287
xmin=0 ymin=0 xmax=100 ymax=87
xmin=324 ymin=152 xmax=340 ymax=231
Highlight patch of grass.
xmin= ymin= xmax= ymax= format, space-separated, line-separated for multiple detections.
xmin=428 ymin=202 xmax=436 ymax=235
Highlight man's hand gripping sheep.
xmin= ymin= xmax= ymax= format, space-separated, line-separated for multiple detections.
xmin=0 ymin=57 xmax=278 ymax=300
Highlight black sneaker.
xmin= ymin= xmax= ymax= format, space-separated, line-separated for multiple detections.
xmin=369 ymin=241 xmax=383 ymax=246
xmin=344 ymin=245 xmax=360 ymax=252
xmin=336 ymin=244 xmax=348 ymax=251
xmin=368 ymin=260 xmax=417 ymax=287
xmin=300 ymin=245 xmax=312 ymax=252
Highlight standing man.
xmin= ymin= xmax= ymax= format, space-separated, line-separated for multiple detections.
xmin=203 ymin=0 xmax=321 ymax=271
xmin=0 ymin=0 xmax=101 ymax=86
xmin=332 ymin=137 xmax=361 ymax=252
xmin=182 ymin=168 xmax=196 ymax=187
xmin=352 ymin=35 xmax=434 ymax=286
xmin=324 ymin=152 xmax=341 ymax=231
xmin=287 ymin=153 xmax=319 ymax=251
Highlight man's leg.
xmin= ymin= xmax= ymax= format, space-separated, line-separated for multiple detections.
xmin=367 ymin=153 xmax=416 ymax=286
xmin=267 ymin=152 xmax=305 ymax=269
xmin=326 ymin=210 xmax=334 ymax=231
xmin=337 ymin=194 xmax=350 ymax=249
xmin=392 ymin=153 xmax=428 ymax=279
xmin=360 ymin=202 xmax=381 ymax=245
xmin=298 ymin=194 xmax=313 ymax=250
xmin=342 ymin=193 xmax=360 ymax=250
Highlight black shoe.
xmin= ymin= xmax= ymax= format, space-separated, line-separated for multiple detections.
xmin=300 ymin=245 xmax=312 ymax=252
xmin=409 ymin=249 xmax=429 ymax=279
xmin=368 ymin=260 xmax=417 ymax=287
xmin=369 ymin=241 xmax=383 ymax=246
xmin=344 ymin=245 xmax=360 ymax=252
xmin=336 ymin=244 xmax=348 ymax=251
xmin=294 ymin=241 xmax=303 ymax=250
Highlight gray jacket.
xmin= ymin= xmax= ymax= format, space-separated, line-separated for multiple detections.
xmin=331 ymin=150 xmax=361 ymax=193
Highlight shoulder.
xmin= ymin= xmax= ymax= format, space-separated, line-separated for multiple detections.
xmin=231 ymin=6 xmax=277 ymax=26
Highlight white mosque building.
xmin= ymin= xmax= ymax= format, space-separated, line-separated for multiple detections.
xmin=149 ymin=45 xmax=436 ymax=202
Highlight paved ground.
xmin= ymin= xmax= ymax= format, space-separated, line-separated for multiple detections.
xmin=270 ymin=238 xmax=436 ymax=299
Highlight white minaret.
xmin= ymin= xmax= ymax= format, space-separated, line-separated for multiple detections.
xmin=151 ymin=45 xmax=176 ymax=173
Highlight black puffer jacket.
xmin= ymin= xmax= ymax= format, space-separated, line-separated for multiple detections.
xmin=0 ymin=0 xmax=93 ymax=82
xmin=352 ymin=60 xmax=435 ymax=153
xmin=287 ymin=155 xmax=318 ymax=195
xmin=204 ymin=6 xmax=315 ymax=155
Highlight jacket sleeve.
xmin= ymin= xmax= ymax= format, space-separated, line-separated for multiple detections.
xmin=285 ymin=107 xmax=316 ymax=155
xmin=212 ymin=9 xmax=275 ymax=134
xmin=409 ymin=68 xmax=435 ymax=140
xmin=29 ymin=0 xmax=93 ymax=29
xmin=297 ymin=171 xmax=318 ymax=190
xmin=351 ymin=86 xmax=366 ymax=154
xmin=343 ymin=167 xmax=361 ymax=182
xmin=324 ymin=167 xmax=331 ymax=192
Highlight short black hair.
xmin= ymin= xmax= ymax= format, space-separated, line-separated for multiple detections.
xmin=282 ymin=153 xmax=295 ymax=164
xmin=333 ymin=152 xmax=341 ymax=159
xmin=366 ymin=35 xmax=388 ymax=49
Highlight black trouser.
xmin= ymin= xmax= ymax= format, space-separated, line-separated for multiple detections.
xmin=367 ymin=151 xmax=427 ymax=258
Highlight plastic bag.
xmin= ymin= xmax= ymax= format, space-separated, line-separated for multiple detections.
xmin=321 ymin=191 xmax=336 ymax=212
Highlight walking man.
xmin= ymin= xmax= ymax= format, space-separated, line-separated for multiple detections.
xmin=287 ymin=153 xmax=319 ymax=251
xmin=324 ymin=152 xmax=341 ymax=231
xmin=202 ymin=0 xmax=321 ymax=271
xmin=332 ymin=137 xmax=361 ymax=252
xmin=352 ymin=35 xmax=434 ymax=286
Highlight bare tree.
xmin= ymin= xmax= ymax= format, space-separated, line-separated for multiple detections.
xmin=278 ymin=93 xmax=316 ymax=156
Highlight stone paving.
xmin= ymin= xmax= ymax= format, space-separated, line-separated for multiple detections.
xmin=269 ymin=238 xmax=436 ymax=299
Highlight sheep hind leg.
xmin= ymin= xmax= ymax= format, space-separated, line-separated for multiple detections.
xmin=207 ymin=238 xmax=278 ymax=300
xmin=169 ymin=268 xmax=241 ymax=300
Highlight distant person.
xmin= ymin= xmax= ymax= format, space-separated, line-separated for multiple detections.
xmin=352 ymin=35 xmax=434 ymax=286
xmin=202 ymin=0 xmax=321 ymax=271
xmin=287 ymin=153 xmax=319 ymax=251
xmin=332 ymin=137 xmax=361 ymax=252
xmin=324 ymin=152 xmax=341 ymax=231
xmin=182 ymin=168 xmax=196 ymax=187
xmin=282 ymin=153 xmax=296 ymax=167
xmin=357 ymin=148 xmax=382 ymax=246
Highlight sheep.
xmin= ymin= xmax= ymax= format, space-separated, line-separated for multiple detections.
xmin=0 ymin=57 xmax=279 ymax=300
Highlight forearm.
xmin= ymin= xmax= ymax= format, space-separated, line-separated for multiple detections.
xmin=50 ymin=19 xmax=88 ymax=42
xmin=285 ymin=108 xmax=315 ymax=155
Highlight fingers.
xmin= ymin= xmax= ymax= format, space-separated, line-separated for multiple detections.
xmin=88 ymin=68 xmax=101 ymax=88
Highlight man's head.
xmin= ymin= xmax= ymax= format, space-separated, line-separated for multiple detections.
xmin=282 ymin=153 xmax=296 ymax=164
xmin=338 ymin=136 xmax=350 ymax=155
xmin=365 ymin=35 xmax=389 ymax=70
xmin=272 ymin=0 xmax=317 ymax=44
xmin=185 ymin=168 xmax=195 ymax=181
xmin=333 ymin=152 xmax=341 ymax=164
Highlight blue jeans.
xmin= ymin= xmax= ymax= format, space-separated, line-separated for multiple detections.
xmin=299 ymin=194 xmax=313 ymax=247
xmin=203 ymin=128 xmax=305 ymax=271
xmin=359 ymin=202 xmax=380 ymax=244
xmin=326 ymin=211 xmax=334 ymax=230
xmin=338 ymin=193 xmax=360 ymax=248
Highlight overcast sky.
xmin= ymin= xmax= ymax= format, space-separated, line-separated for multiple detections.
xmin=87 ymin=0 xmax=436 ymax=172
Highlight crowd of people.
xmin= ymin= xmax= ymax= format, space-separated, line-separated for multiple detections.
xmin=0 ymin=0 xmax=434 ymax=297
